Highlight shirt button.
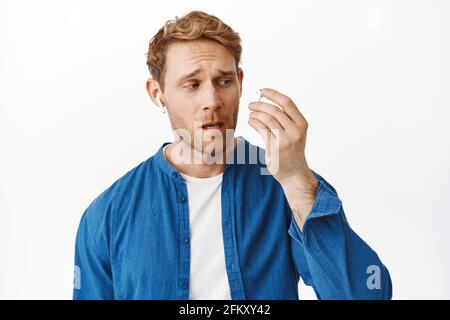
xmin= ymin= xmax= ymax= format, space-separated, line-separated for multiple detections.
xmin=183 ymin=237 xmax=189 ymax=244
xmin=172 ymin=172 xmax=178 ymax=178
xmin=180 ymin=195 xmax=186 ymax=203
xmin=182 ymin=282 xmax=188 ymax=289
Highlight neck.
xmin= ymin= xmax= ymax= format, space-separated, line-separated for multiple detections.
xmin=164 ymin=137 xmax=238 ymax=178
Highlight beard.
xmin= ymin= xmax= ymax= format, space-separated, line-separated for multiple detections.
xmin=167 ymin=108 xmax=239 ymax=165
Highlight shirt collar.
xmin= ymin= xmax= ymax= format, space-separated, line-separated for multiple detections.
xmin=153 ymin=136 xmax=249 ymax=179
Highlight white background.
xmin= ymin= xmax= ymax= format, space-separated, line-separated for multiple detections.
xmin=1 ymin=0 xmax=449 ymax=299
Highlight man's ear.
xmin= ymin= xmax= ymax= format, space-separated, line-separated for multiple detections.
xmin=145 ymin=78 xmax=163 ymax=107
xmin=238 ymin=67 xmax=244 ymax=98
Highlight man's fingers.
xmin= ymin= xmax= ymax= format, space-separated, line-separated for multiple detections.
xmin=260 ymin=88 xmax=306 ymax=125
xmin=248 ymin=101 xmax=297 ymax=133
xmin=249 ymin=111 xmax=284 ymax=136
xmin=248 ymin=118 xmax=275 ymax=153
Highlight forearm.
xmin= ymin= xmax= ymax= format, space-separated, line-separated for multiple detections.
xmin=280 ymin=168 xmax=319 ymax=231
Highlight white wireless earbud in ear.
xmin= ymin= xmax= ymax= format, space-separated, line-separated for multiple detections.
xmin=156 ymin=92 xmax=162 ymax=107
xmin=156 ymin=92 xmax=166 ymax=114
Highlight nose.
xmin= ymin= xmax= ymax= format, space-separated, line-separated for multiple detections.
xmin=201 ymin=83 xmax=221 ymax=112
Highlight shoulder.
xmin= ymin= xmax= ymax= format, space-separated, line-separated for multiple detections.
xmin=80 ymin=156 xmax=156 ymax=228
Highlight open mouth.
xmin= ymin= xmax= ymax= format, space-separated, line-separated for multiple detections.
xmin=201 ymin=121 xmax=224 ymax=130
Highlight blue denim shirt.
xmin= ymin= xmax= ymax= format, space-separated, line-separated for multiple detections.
xmin=73 ymin=137 xmax=392 ymax=300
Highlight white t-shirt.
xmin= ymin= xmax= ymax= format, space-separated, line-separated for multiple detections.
xmin=163 ymin=144 xmax=231 ymax=300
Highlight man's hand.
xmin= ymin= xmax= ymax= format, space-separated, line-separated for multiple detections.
xmin=248 ymin=88 xmax=319 ymax=230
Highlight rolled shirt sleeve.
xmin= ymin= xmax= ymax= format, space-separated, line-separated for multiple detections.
xmin=288 ymin=171 xmax=393 ymax=300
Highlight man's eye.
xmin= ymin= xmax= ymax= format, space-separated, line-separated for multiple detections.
xmin=185 ymin=82 xmax=199 ymax=89
xmin=218 ymin=79 xmax=232 ymax=86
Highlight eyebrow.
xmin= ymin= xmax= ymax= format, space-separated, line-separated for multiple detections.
xmin=176 ymin=69 xmax=237 ymax=85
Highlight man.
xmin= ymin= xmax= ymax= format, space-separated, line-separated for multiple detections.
xmin=73 ymin=10 xmax=392 ymax=300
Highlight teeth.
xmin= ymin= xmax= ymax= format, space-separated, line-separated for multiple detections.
xmin=203 ymin=123 xmax=221 ymax=129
